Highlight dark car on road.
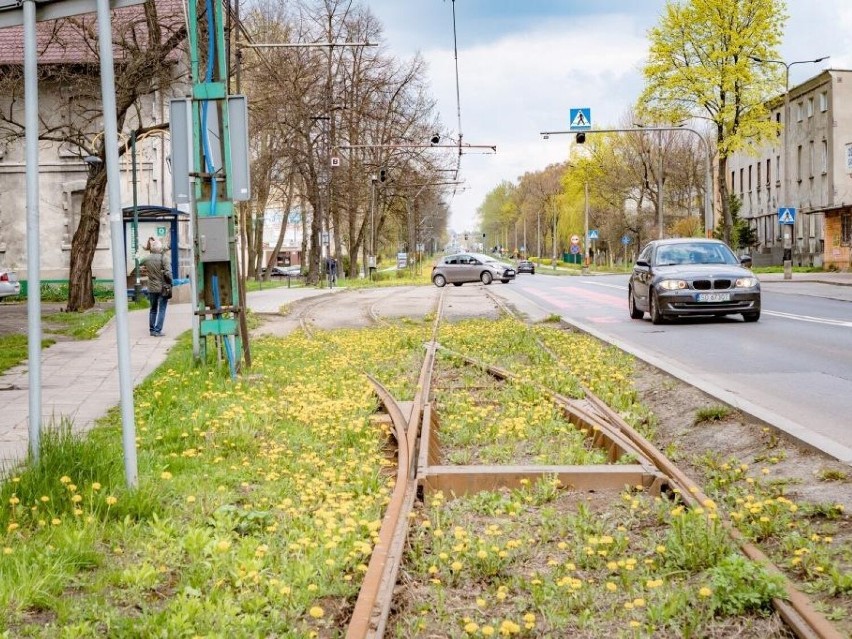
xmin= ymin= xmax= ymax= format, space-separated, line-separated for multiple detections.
xmin=431 ymin=253 xmax=516 ymax=287
xmin=516 ymin=260 xmax=535 ymax=274
xmin=628 ymin=238 xmax=760 ymax=324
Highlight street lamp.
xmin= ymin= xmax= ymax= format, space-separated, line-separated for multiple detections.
xmin=749 ymin=55 xmax=829 ymax=280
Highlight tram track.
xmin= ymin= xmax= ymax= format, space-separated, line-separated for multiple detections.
xmin=344 ymin=286 xmax=844 ymax=639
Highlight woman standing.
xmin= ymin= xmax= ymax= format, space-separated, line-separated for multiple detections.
xmin=141 ymin=238 xmax=171 ymax=336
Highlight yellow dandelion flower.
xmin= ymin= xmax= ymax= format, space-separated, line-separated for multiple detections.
xmin=105 ymin=496 xmax=118 ymax=506
xmin=2 ymin=547 xmax=12 ymax=555
xmin=699 ymin=587 xmax=712 ymax=597
xmin=160 ymin=471 xmax=173 ymax=480
xmin=482 ymin=626 xmax=495 ymax=637
xmin=308 ymin=606 xmax=324 ymax=619
xmin=91 ymin=482 xmax=101 ymax=491
xmin=40 ymin=496 xmax=50 ymax=503
xmin=71 ymin=494 xmax=83 ymax=503
xmin=464 ymin=621 xmax=479 ymax=634
xmin=60 ymin=476 xmax=71 ymax=484
xmin=186 ymin=495 xmax=196 ymax=503
xmin=605 ymin=582 xmax=617 ymax=592
xmin=7 ymin=522 xmax=19 ymax=533
xmin=451 ymin=561 xmax=463 ymax=571
xmin=8 ymin=496 xmax=19 ymax=506
xmin=633 ymin=598 xmax=646 ymax=608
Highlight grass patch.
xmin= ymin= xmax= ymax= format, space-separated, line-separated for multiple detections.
xmin=44 ymin=308 xmax=115 ymax=340
xmin=244 ymin=278 xmax=294 ymax=292
xmin=0 ymin=335 xmax=56 ymax=375
xmin=817 ymin=468 xmax=848 ymax=482
xmin=694 ymin=405 xmax=731 ymax=424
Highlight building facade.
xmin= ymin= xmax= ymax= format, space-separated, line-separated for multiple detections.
xmin=0 ymin=0 xmax=187 ymax=284
xmin=725 ymin=69 xmax=852 ymax=269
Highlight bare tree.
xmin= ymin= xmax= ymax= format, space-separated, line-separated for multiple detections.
xmin=0 ymin=0 xmax=188 ymax=310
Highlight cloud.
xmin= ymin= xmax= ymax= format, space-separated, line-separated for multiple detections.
xmin=419 ymin=15 xmax=650 ymax=230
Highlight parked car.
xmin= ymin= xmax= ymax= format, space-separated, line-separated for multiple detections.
xmin=0 ymin=268 xmax=21 ymax=299
xmin=431 ymin=253 xmax=516 ymax=287
xmin=265 ymin=265 xmax=302 ymax=278
xmin=516 ymin=260 xmax=535 ymax=274
xmin=628 ymin=238 xmax=760 ymax=324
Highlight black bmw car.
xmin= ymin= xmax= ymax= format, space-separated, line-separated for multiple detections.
xmin=628 ymin=238 xmax=760 ymax=324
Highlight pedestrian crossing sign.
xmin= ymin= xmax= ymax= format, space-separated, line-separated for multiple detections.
xmin=589 ymin=229 xmax=599 ymax=240
xmin=777 ymin=207 xmax=796 ymax=225
xmin=569 ymin=108 xmax=591 ymax=131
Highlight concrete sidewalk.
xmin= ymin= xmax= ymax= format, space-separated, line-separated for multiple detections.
xmin=0 ymin=285 xmax=334 ymax=470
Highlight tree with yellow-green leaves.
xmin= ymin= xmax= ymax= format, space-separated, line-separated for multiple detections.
xmin=639 ymin=0 xmax=787 ymax=244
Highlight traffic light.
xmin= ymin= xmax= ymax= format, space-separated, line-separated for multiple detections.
xmin=379 ymin=167 xmax=387 ymax=182
xmin=575 ymin=132 xmax=586 ymax=144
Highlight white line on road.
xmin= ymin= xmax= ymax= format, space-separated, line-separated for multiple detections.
xmin=763 ymin=310 xmax=852 ymax=327
xmin=580 ymin=280 xmax=627 ymax=291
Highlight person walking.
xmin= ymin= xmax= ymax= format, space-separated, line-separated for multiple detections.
xmin=141 ymin=238 xmax=171 ymax=336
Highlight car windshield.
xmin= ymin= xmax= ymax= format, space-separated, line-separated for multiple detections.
xmin=654 ymin=242 xmax=738 ymax=266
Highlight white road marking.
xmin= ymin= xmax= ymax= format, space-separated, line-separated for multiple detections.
xmin=763 ymin=310 xmax=852 ymax=327
xmin=580 ymin=280 xmax=627 ymax=291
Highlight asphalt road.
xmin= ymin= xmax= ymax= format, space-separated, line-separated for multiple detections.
xmin=499 ymin=272 xmax=852 ymax=462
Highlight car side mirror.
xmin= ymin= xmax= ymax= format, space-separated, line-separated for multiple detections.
xmin=636 ymin=259 xmax=650 ymax=268
xmin=739 ymin=255 xmax=753 ymax=268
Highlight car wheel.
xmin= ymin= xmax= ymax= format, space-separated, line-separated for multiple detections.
xmin=433 ymin=274 xmax=447 ymax=288
xmin=742 ymin=311 xmax=760 ymax=322
xmin=650 ymin=289 xmax=666 ymax=325
xmin=453 ymin=282 xmax=463 ymax=287
xmin=628 ymin=287 xmax=644 ymax=320
xmin=480 ymin=271 xmax=493 ymax=285
xmin=501 ymin=279 xmax=511 ymax=284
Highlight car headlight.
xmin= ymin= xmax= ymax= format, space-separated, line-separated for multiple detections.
xmin=735 ymin=277 xmax=758 ymax=288
xmin=658 ymin=279 xmax=688 ymax=291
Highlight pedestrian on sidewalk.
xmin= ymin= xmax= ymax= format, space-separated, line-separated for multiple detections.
xmin=141 ymin=238 xmax=171 ymax=337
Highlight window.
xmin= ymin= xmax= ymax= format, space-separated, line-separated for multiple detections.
xmin=809 ymin=141 xmax=814 ymax=178
xmin=807 ymin=97 xmax=814 ymax=118
xmin=731 ymin=171 xmax=735 ymax=191
xmin=756 ymin=162 xmax=761 ymax=191
xmin=842 ymin=213 xmax=852 ymax=245
xmin=819 ymin=91 xmax=828 ymax=112
xmin=776 ymin=155 xmax=781 ymax=184
xmin=797 ymin=145 xmax=803 ymax=182
xmin=748 ymin=165 xmax=752 ymax=191
xmin=797 ymin=102 xmax=804 ymax=122
xmin=821 ymin=140 xmax=828 ymax=174
xmin=776 ymin=112 xmax=781 ymax=136
xmin=739 ymin=168 xmax=744 ymax=194
xmin=766 ymin=159 xmax=771 ymax=187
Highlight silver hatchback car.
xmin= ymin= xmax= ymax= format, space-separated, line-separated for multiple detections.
xmin=432 ymin=253 xmax=516 ymax=287
xmin=0 ymin=268 xmax=21 ymax=299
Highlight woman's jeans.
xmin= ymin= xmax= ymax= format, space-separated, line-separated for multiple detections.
xmin=147 ymin=291 xmax=168 ymax=335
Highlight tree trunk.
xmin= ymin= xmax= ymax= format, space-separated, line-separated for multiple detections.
xmin=67 ymin=166 xmax=107 ymax=311
xmin=717 ymin=155 xmax=732 ymax=244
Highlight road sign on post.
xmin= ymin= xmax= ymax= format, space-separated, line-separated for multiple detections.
xmin=569 ymin=108 xmax=591 ymax=131
xmin=589 ymin=229 xmax=599 ymax=240
xmin=778 ymin=207 xmax=796 ymax=225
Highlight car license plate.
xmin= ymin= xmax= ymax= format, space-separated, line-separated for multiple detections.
xmin=506 ymin=270 xmax=515 ymax=276
xmin=696 ymin=292 xmax=731 ymax=302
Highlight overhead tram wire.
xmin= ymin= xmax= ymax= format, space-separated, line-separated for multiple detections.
xmin=449 ymin=0 xmax=463 ymax=194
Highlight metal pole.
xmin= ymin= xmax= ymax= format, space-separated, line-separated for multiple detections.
xmin=657 ymin=129 xmax=664 ymax=239
xmin=552 ymin=199 xmax=557 ymax=270
xmin=96 ymin=0 xmax=137 ymax=488
xmin=584 ymin=180 xmax=590 ymax=269
xmin=23 ymin=0 xmax=41 ymax=462
xmin=370 ymin=177 xmax=376 ymax=280
xmin=782 ymin=64 xmax=792 ymax=280
xmin=131 ymin=131 xmax=141 ymax=300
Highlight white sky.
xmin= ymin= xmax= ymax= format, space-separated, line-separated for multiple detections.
xmin=367 ymin=0 xmax=852 ymax=233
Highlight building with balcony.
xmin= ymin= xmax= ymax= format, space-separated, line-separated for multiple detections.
xmin=726 ymin=69 xmax=852 ymax=270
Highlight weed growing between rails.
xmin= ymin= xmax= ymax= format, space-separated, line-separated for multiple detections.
xmin=0 ymin=324 xmax=430 ymax=637
xmin=391 ymin=482 xmax=787 ymax=638
xmin=433 ymin=353 xmax=608 ymax=466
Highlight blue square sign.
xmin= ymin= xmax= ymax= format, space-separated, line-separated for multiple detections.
xmin=778 ymin=207 xmax=796 ymax=225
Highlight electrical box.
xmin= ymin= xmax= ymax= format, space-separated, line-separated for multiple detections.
xmin=197 ymin=216 xmax=230 ymax=262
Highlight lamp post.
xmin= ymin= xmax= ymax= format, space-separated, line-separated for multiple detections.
xmin=749 ymin=55 xmax=829 ymax=280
